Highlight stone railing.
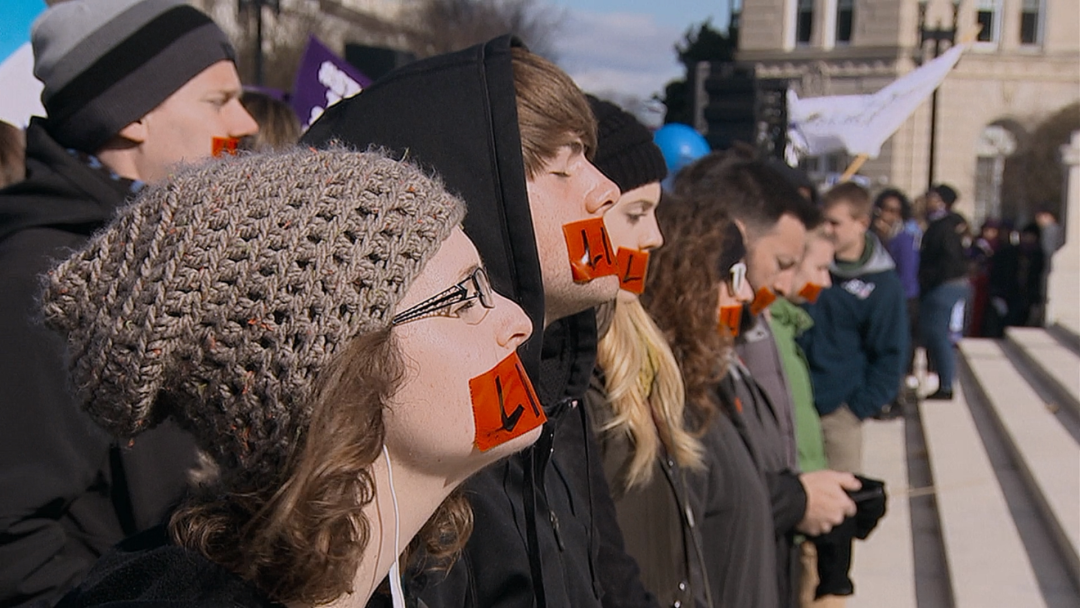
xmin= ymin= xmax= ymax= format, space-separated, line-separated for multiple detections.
xmin=1046 ymin=130 xmax=1080 ymax=334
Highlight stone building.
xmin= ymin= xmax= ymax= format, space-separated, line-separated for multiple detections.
xmin=737 ymin=0 xmax=1080 ymax=223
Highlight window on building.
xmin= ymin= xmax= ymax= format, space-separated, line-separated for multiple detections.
xmin=836 ymin=0 xmax=854 ymax=44
xmin=1020 ymin=0 xmax=1042 ymax=45
xmin=976 ymin=0 xmax=1001 ymax=43
xmin=796 ymin=0 xmax=814 ymax=45
xmin=974 ymin=125 xmax=1017 ymax=225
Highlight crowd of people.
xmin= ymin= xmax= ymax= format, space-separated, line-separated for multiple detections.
xmin=869 ymin=185 xmax=1065 ymax=412
xmin=0 ymin=1 xmax=1062 ymax=608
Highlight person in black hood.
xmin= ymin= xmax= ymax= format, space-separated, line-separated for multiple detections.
xmin=0 ymin=1 xmax=257 ymax=604
xmin=303 ymin=36 xmax=659 ymax=608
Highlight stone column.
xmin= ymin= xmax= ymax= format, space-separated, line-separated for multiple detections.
xmin=1046 ymin=130 xmax=1080 ymax=335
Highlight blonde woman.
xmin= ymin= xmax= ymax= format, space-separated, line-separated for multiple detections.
xmin=582 ymin=97 xmax=709 ymax=608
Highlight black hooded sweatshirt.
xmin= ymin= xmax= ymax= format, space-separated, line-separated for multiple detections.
xmin=0 ymin=119 xmax=198 ymax=605
xmin=303 ymin=36 xmax=655 ymax=608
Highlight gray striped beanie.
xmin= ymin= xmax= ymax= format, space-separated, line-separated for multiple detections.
xmin=42 ymin=147 xmax=465 ymax=481
xmin=32 ymin=0 xmax=235 ymax=152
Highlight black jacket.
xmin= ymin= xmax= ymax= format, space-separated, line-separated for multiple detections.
xmin=918 ymin=211 xmax=968 ymax=292
xmin=303 ymin=36 xmax=654 ymax=608
xmin=586 ymin=371 xmax=710 ymax=608
xmin=694 ymin=362 xmax=807 ymax=608
xmin=53 ymin=527 xmax=279 ymax=608
xmin=0 ymin=120 xmax=198 ymax=606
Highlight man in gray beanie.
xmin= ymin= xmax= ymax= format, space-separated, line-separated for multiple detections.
xmin=0 ymin=1 xmax=256 ymax=604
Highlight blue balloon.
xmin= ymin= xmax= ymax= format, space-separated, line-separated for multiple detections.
xmin=654 ymin=123 xmax=710 ymax=175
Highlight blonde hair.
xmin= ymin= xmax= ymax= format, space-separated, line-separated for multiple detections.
xmin=596 ymin=298 xmax=704 ymax=491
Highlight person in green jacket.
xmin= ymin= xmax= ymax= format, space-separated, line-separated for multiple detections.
xmin=771 ymin=226 xmax=837 ymax=608
xmin=772 ymin=226 xmax=834 ymax=475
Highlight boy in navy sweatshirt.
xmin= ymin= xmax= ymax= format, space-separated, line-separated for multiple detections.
xmin=799 ymin=182 xmax=908 ymax=475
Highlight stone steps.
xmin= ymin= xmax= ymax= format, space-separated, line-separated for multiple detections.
xmin=848 ymin=416 xmax=917 ymax=608
xmin=849 ymin=329 xmax=1080 ymax=607
xmin=958 ymin=337 xmax=1080 ymax=592
xmin=919 ymin=377 xmax=1048 ymax=607
xmin=1004 ymin=326 xmax=1080 ymax=418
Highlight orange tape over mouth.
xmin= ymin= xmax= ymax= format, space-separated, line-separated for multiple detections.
xmin=468 ymin=352 xmax=546 ymax=452
xmin=749 ymin=287 xmax=777 ymax=316
xmin=212 ymin=137 xmax=239 ymax=157
xmin=615 ymin=247 xmax=649 ymax=294
xmin=719 ymin=306 xmax=743 ymax=336
xmin=563 ymin=217 xmax=617 ymax=283
xmin=798 ymin=283 xmax=824 ymax=304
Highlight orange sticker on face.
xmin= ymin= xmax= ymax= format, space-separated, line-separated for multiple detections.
xmin=719 ymin=306 xmax=742 ymax=336
xmin=798 ymin=282 xmax=824 ymax=304
xmin=749 ymin=286 xmax=777 ymax=316
xmin=615 ymin=247 xmax=649 ymax=294
xmin=468 ymin=352 xmax=547 ymax=452
xmin=212 ymin=137 xmax=239 ymax=157
xmin=563 ymin=218 xmax=617 ymax=283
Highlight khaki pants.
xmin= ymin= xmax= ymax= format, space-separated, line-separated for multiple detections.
xmin=799 ymin=541 xmax=849 ymax=608
xmin=819 ymin=405 xmax=862 ymax=474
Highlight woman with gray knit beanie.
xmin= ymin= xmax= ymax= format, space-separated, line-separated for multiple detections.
xmin=42 ymin=147 xmax=543 ymax=607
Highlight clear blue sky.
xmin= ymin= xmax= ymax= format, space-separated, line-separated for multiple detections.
xmin=0 ymin=0 xmax=47 ymax=59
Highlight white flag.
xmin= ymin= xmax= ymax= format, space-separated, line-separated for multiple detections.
xmin=788 ymin=42 xmax=968 ymax=158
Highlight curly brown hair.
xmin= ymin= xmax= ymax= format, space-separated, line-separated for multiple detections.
xmin=169 ymin=328 xmax=471 ymax=604
xmin=642 ymin=193 xmax=735 ymax=433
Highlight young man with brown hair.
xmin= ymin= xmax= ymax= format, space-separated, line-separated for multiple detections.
xmin=304 ymin=37 xmax=657 ymax=608
xmin=800 ymin=182 xmax=908 ymax=475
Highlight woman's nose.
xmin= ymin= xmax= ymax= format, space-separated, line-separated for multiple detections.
xmin=493 ymin=292 xmax=532 ymax=350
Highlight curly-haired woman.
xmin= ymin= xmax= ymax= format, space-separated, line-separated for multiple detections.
xmin=645 ymin=165 xmax=859 ymax=608
xmin=44 ymin=148 xmax=542 ymax=607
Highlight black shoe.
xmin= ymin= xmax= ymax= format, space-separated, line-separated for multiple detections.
xmin=925 ymin=389 xmax=954 ymax=401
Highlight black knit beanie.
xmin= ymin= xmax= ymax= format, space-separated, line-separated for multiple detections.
xmin=587 ymin=95 xmax=667 ymax=193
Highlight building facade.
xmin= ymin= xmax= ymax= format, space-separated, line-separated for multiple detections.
xmin=737 ymin=0 xmax=1080 ymax=223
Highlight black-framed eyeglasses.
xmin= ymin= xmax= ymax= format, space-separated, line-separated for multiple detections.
xmin=392 ymin=266 xmax=495 ymax=326
xmin=726 ymin=262 xmax=747 ymax=296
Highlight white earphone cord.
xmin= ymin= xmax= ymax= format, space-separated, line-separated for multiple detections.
xmin=383 ymin=445 xmax=405 ymax=608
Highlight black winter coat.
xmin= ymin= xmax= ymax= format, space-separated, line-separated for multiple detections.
xmin=586 ymin=371 xmax=711 ymax=608
xmin=53 ymin=527 xmax=279 ymax=608
xmin=303 ymin=35 xmax=655 ymax=608
xmin=694 ymin=361 xmax=807 ymax=608
xmin=919 ymin=211 xmax=968 ymax=292
xmin=0 ymin=120 xmax=198 ymax=606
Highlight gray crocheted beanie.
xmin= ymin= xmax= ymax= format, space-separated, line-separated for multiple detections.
xmin=42 ymin=147 xmax=464 ymax=481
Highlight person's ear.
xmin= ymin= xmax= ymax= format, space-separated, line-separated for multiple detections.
xmin=857 ymin=211 xmax=872 ymax=229
xmin=116 ymin=119 xmax=149 ymax=145
xmin=734 ymin=218 xmax=749 ymax=239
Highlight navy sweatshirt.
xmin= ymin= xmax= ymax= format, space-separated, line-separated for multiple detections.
xmin=799 ymin=233 xmax=908 ymax=420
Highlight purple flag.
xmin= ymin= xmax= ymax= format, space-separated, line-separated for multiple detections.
xmin=291 ymin=36 xmax=372 ymax=130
